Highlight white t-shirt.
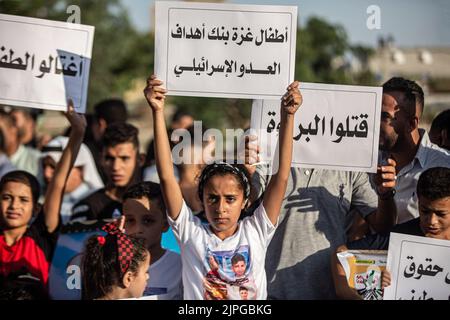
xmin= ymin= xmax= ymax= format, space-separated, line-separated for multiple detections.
xmin=168 ymin=200 xmax=277 ymax=300
xmin=138 ymin=250 xmax=183 ymax=300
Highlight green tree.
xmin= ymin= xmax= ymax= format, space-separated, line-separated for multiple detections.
xmin=296 ymin=17 xmax=350 ymax=83
xmin=350 ymin=45 xmax=377 ymax=85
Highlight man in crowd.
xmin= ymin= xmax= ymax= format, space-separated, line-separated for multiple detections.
xmin=71 ymin=122 xmax=142 ymax=221
xmin=377 ymin=77 xmax=449 ymax=224
xmin=10 ymin=107 xmax=48 ymax=149
xmin=429 ymin=109 xmax=450 ymax=151
xmin=0 ymin=109 xmax=41 ymax=176
xmin=41 ymin=136 xmax=104 ymax=223
xmin=84 ymin=99 xmax=129 ymax=183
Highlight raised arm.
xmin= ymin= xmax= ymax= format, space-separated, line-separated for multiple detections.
xmin=43 ymin=101 xmax=86 ymax=233
xmin=144 ymin=75 xmax=183 ymax=220
xmin=262 ymin=81 xmax=301 ymax=225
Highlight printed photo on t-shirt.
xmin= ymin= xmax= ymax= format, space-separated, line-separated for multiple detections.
xmin=202 ymin=245 xmax=257 ymax=300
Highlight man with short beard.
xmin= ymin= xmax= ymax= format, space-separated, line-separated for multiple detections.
xmin=378 ymin=77 xmax=449 ymax=224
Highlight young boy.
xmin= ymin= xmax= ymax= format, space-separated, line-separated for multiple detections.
xmin=332 ymin=166 xmax=450 ymax=299
xmin=239 ymin=286 xmax=249 ymax=300
xmin=72 ymin=123 xmax=143 ymax=221
xmin=0 ymin=104 xmax=86 ymax=294
xmin=231 ymin=253 xmax=246 ymax=279
xmin=122 ymin=181 xmax=182 ymax=300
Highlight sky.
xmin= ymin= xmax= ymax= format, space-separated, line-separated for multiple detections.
xmin=121 ymin=0 xmax=450 ymax=48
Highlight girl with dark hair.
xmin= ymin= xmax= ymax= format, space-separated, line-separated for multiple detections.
xmin=0 ymin=103 xmax=86 ymax=294
xmin=144 ymin=74 xmax=302 ymax=300
xmin=81 ymin=222 xmax=150 ymax=300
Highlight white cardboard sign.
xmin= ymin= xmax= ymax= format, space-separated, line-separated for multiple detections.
xmin=155 ymin=1 xmax=297 ymax=100
xmin=0 ymin=14 xmax=94 ymax=113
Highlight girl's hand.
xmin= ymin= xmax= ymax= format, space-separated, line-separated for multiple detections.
xmin=282 ymin=81 xmax=302 ymax=115
xmin=144 ymin=74 xmax=167 ymax=112
xmin=242 ymin=135 xmax=260 ymax=176
xmin=64 ymin=99 xmax=87 ymax=134
xmin=381 ymin=269 xmax=391 ymax=289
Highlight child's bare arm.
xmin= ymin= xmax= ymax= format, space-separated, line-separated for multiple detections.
xmin=144 ymin=75 xmax=183 ymax=221
xmin=331 ymin=244 xmax=363 ymax=300
xmin=43 ymin=101 xmax=86 ymax=233
xmin=262 ymin=81 xmax=301 ymax=225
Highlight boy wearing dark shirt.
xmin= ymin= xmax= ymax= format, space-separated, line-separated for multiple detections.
xmin=71 ymin=123 xmax=142 ymax=221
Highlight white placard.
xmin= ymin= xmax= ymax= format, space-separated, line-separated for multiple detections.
xmin=250 ymin=82 xmax=382 ymax=173
xmin=155 ymin=1 xmax=297 ymax=100
xmin=0 ymin=14 xmax=94 ymax=113
xmin=384 ymin=233 xmax=450 ymax=300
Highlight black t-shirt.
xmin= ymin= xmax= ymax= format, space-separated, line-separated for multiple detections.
xmin=347 ymin=218 xmax=424 ymax=250
xmin=0 ymin=211 xmax=59 ymax=288
xmin=71 ymin=188 xmax=122 ymax=221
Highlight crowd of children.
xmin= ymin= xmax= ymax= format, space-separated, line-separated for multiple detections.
xmin=0 ymin=74 xmax=449 ymax=300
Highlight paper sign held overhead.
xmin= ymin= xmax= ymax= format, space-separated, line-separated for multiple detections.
xmin=155 ymin=1 xmax=297 ymax=100
xmin=0 ymin=14 xmax=94 ymax=113
xmin=251 ymin=82 xmax=382 ymax=173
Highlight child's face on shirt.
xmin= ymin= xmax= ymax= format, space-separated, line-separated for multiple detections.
xmin=128 ymin=251 xmax=150 ymax=298
xmin=419 ymin=196 xmax=450 ymax=240
xmin=123 ymin=197 xmax=168 ymax=252
xmin=0 ymin=181 xmax=34 ymax=230
xmin=232 ymin=260 xmax=246 ymax=277
xmin=203 ymin=174 xmax=246 ymax=240
xmin=239 ymin=288 xmax=248 ymax=299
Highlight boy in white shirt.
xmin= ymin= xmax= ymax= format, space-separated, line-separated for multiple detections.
xmin=122 ymin=181 xmax=182 ymax=300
